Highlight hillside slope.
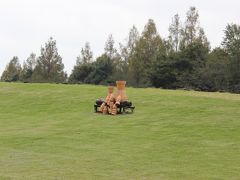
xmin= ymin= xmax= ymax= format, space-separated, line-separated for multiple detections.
xmin=0 ymin=83 xmax=239 ymax=179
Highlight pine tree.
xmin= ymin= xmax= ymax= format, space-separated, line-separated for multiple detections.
xmin=20 ymin=53 xmax=36 ymax=82
xmin=76 ymin=42 xmax=93 ymax=65
xmin=129 ymin=19 xmax=165 ymax=86
xmin=1 ymin=56 xmax=22 ymax=82
xmin=32 ymin=37 xmax=66 ymax=82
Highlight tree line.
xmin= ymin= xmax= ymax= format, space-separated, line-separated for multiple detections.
xmin=1 ymin=7 xmax=240 ymax=93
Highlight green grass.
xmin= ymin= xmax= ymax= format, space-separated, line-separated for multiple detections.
xmin=0 ymin=82 xmax=240 ymax=180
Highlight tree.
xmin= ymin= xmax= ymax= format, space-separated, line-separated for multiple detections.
xmin=166 ymin=7 xmax=209 ymax=89
xmin=222 ymin=24 xmax=240 ymax=92
xmin=168 ymin=14 xmax=182 ymax=52
xmin=198 ymin=27 xmax=209 ymax=48
xmin=69 ymin=63 xmax=93 ymax=83
xmin=117 ymin=26 xmax=140 ymax=82
xmin=32 ymin=37 xmax=66 ymax=82
xmin=69 ymin=42 xmax=93 ymax=83
xmin=178 ymin=41 xmax=209 ymax=88
xmin=20 ymin=53 xmax=36 ymax=82
xmin=85 ymin=54 xmax=114 ymax=84
xmin=120 ymin=25 xmax=139 ymax=63
xmin=129 ymin=19 xmax=165 ymax=86
xmin=199 ymin=48 xmax=229 ymax=91
xmin=149 ymin=54 xmax=177 ymax=88
xmin=180 ymin=6 xmax=201 ymax=49
xmin=76 ymin=42 xmax=93 ymax=65
xmin=104 ymin=34 xmax=117 ymax=59
xmin=1 ymin=56 xmax=22 ymax=82
xmin=104 ymin=34 xmax=126 ymax=81
xmin=222 ymin=24 xmax=240 ymax=55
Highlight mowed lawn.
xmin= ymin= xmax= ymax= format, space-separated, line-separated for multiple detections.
xmin=0 ymin=83 xmax=239 ymax=180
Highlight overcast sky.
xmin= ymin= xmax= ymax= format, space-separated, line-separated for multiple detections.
xmin=0 ymin=0 xmax=239 ymax=75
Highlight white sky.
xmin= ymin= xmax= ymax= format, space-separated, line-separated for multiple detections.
xmin=0 ymin=0 xmax=239 ymax=75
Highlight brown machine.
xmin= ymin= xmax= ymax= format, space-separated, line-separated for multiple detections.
xmin=94 ymin=81 xmax=135 ymax=115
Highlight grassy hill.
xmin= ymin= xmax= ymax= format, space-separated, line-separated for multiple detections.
xmin=0 ymin=82 xmax=239 ymax=179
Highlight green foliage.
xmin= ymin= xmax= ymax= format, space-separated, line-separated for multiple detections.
xmin=181 ymin=41 xmax=209 ymax=69
xmin=1 ymin=7 xmax=240 ymax=93
xmin=85 ymin=54 xmax=114 ymax=84
xmin=222 ymin=24 xmax=240 ymax=92
xmin=168 ymin=14 xmax=182 ymax=52
xmin=76 ymin=42 xmax=93 ymax=65
xmin=129 ymin=19 xmax=165 ymax=87
xmin=69 ymin=42 xmax=94 ymax=83
xmin=1 ymin=56 xmax=22 ymax=82
xmin=32 ymin=37 xmax=66 ymax=83
xmin=70 ymin=38 xmax=116 ymax=84
xmin=118 ymin=26 xmax=140 ymax=83
xmin=181 ymin=6 xmax=200 ymax=47
xmin=149 ymin=55 xmax=177 ymax=88
xmin=119 ymin=26 xmax=139 ymax=64
xmin=199 ymin=48 xmax=229 ymax=91
xmin=104 ymin=34 xmax=117 ymax=59
xmin=20 ymin=53 xmax=36 ymax=82
xmin=69 ymin=63 xmax=94 ymax=83
xmin=222 ymin=24 xmax=240 ymax=55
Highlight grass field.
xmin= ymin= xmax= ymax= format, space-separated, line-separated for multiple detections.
xmin=0 ymin=82 xmax=240 ymax=179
